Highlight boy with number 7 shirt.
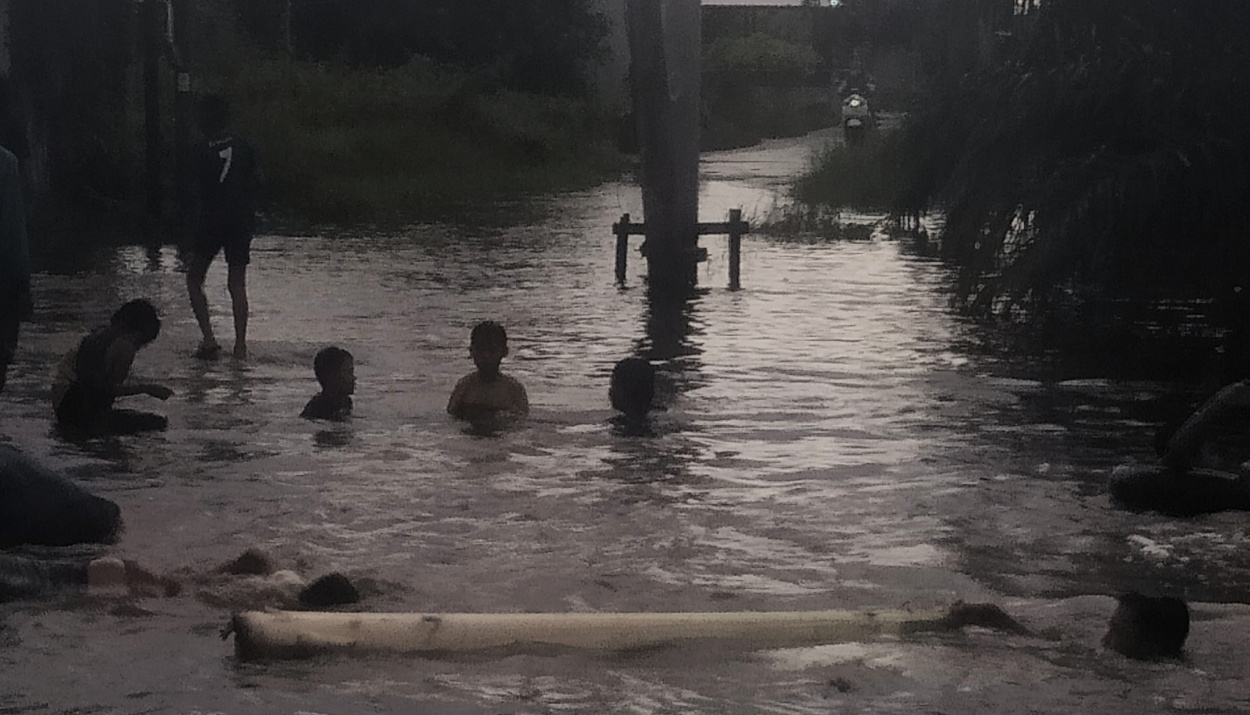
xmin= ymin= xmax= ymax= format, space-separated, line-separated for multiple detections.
xmin=187 ymin=94 xmax=262 ymax=361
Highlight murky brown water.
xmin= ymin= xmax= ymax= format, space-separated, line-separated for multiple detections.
xmin=3 ymin=130 xmax=1250 ymax=713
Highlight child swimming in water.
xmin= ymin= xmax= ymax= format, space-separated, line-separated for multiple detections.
xmin=609 ymin=356 xmax=656 ymax=435
xmin=301 ymin=346 xmax=355 ymax=421
xmin=447 ymin=321 xmax=528 ymax=424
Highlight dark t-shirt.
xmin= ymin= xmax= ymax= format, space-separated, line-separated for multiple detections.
xmin=195 ymin=134 xmax=259 ymax=233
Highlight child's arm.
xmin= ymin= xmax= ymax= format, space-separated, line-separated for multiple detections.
xmin=102 ymin=341 xmax=172 ymax=400
xmin=447 ymin=377 xmax=469 ymax=418
xmin=114 ymin=383 xmax=173 ymax=400
xmin=511 ymin=381 xmax=530 ymax=416
xmin=1163 ymin=380 xmax=1250 ymax=472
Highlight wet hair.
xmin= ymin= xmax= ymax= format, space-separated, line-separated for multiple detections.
xmin=198 ymin=94 xmax=230 ymax=135
xmin=110 ymin=299 xmax=161 ymax=346
xmin=1102 ymin=592 xmax=1189 ymax=660
xmin=313 ymin=346 xmax=353 ymax=387
xmin=610 ymin=357 xmax=655 ymax=418
xmin=298 ymin=572 xmax=361 ymax=609
xmin=470 ymin=321 xmax=508 ymax=349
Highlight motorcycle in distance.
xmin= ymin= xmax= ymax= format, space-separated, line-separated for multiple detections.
xmin=841 ymin=93 xmax=872 ymax=146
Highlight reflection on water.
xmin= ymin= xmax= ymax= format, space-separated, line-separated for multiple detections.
xmin=639 ymin=291 xmax=705 ymax=406
xmin=2 ymin=130 xmax=1249 ymax=714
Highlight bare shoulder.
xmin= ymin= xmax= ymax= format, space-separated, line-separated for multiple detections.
xmin=502 ymin=373 xmax=529 ymax=414
xmin=501 ymin=373 xmax=528 ymax=399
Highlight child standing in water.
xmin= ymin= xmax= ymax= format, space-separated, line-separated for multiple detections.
xmin=301 ymin=346 xmax=355 ymax=421
xmin=187 ymin=94 xmax=262 ymax=361
xmin=51 ymin=299 xmax=173 ymax=435
xmin=447 ymin=321 xmax=528 ymax=424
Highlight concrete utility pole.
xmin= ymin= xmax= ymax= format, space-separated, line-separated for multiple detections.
xmin=169 ymin=0 xmax=194 ymax=234
xmin=626 ymin=0 xmax=702 ymax=298
xmin=0 ymin=0 xmax=10 ymax=77
xmin=142 ymin=0 xmax=163 ymax=219
xmin=284 ymin=0 xmax=293 ymax=54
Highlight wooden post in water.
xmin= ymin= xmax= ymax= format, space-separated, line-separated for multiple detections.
xmin=170 ymin=0 xmax=194 ymax=234
xmin=142 ymin=0 xmax=163 ymax=220
xmin=613 ymin=210 xmax=748 ymax=289
xmin=615 ymin=212 xmax=632 ymax=284
xmin=626 ymin=0 xmax=701 ymax=298
xmin=728 ymin=208 xmax=743 ymax=290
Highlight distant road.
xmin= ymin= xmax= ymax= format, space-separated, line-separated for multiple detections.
xmin=699 ymin=127 xmax=839 ymax=187
xmin=699 ymin=111 xmax=909 ymax=188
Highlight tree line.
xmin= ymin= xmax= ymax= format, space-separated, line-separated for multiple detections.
xmin=798 ymin=0 xmax=1250 ymax=378
xmin=233 ymin=0 xmax=608 ymax=97
xmin=1 ymin=0 xmax=614 ymax=234
xmin=899 ymin=0 xmax=1250 ymax=315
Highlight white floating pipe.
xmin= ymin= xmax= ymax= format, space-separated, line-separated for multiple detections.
xmin=230 ymin=608 xmax=955 ymax=661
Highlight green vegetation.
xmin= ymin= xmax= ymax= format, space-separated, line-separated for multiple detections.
xmin=702 ymin=33 xmax=833 ymax=150
xmin=5 ymin=0 xmax=624 ymax=233
xmin=792 ymin=134 xmax=914 ymax=213
xmin=793 ymin=0 xmax=1250 ymax=379
xmin=207 ymin=54 xmax=626 ymax=227
xmin=704 ymin=33 xmax=821 ymax=78
xmin=908 ymin=1 xmax=1250 ymax=323
xmin=800 ymin=1 xmax=1250 ymax=315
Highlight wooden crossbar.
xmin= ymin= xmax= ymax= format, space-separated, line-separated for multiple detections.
xmin=613 ymin=209 xmax=749 ymax=289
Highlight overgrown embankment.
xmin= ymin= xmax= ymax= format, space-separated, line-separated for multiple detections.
xmin=791 ymin=1 xmax=1250 ymax=382
xmin=209 ymin=55 xmax=627 ymax=228
xmin=3 ymin=0 xmax=626 ymax=235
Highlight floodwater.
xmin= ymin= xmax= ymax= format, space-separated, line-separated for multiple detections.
xmin=3 ymin=129 xmax=1250 ymax=713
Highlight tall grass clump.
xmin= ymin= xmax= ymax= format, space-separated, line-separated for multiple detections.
xmin=204 ymin=53 xmax=626 ymax=226
xmin=792 ymin=132 xmax=917 ymax=213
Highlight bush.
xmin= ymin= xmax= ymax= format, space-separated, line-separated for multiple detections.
xmin=200 ymin=54 xmax=626 ymax=226
xmin=704 ymin=33 xmax=821 ymax=78
xmin=793 ymin=133 xmax=913 ymax=212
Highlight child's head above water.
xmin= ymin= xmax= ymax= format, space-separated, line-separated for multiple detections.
xmin=111 ymin=299 xmax=161 ymax=347
xmin=313 ymin=346 xmax=355 ymax=396
xmin=469 ymin=321 xmax=509 ymax=377
xmin=470 ymin=321 xmax=507 ymax=350
xmin=610 ymin=357 xmax=655 ymax=419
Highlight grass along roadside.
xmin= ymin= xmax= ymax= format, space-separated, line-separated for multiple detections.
xmin=204 ymin=54 xmax=628 ymax=228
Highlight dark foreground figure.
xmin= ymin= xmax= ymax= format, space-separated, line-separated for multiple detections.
xmin=1109 ymin=465 xmax=1250 ymax=516
xmin=0 ymin=444 xmax=121 ymax=548
xmin=1111 ymin=380 xmax=1250 ymax=515
xmin=0 ymin=143 xmax=30 ymax=395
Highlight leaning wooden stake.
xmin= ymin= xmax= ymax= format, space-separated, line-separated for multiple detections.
xmin=227 ymin=603 xmax=1024 ymax=661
